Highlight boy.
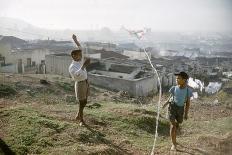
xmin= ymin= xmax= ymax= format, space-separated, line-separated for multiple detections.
xmin=69 ymin=34 xmax=90 ymax=126
xmin=163 ymin=71 xmax=193 ymax=151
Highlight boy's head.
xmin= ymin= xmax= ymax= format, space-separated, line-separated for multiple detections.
xmin=71 ymin=49 xmax=82 ymax=61
xmin=174 ymin=71 xmax=189 ymax=86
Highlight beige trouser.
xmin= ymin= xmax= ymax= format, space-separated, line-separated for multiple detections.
xmin=75 ymin=79 xmax=89 ymax=101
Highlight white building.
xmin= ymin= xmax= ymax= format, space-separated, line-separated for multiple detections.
xmin=123 ymin=50 xmax=151 ymax=60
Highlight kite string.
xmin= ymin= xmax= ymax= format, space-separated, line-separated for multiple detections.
xmin=142 ymin=48 xmax=162 ymax=155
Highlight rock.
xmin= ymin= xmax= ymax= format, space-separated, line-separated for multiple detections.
xmin=103 ymin=93 xmax=109 ymax=96
xmin=213 ymin=99 xmax=219 ymax=105
xmin=40 ymin=79 xmax=49 ymax=85
xmin=119 ymin=91 xmax=130 ymax=98
xmin=26 ymin=89 xmax=36 ymax=96
xmin=5 ymin=74 xmax=13 ymax=78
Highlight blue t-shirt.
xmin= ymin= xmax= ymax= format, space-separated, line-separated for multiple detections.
xmin=169 ymin=86 xmax=193 ymax=107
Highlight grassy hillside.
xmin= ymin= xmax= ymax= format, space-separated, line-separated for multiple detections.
xmin=0 ymin=74 xmax=232 ymax=155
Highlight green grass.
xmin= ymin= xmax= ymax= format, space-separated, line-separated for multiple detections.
xmin=1 ymin=74 xmax=231 ymax=154
xmin=0 ymin=84 xmax=17 ymax=97
xmin=1 ymin=107 xmax=74 ymax=154
xmin=55 ymin=81 xmax=74 ymax=92
xmin=0 ymin=101 xmax=171 ymax=154
xmin=83 ymin=102 xmax=170 ymax=150
xmin=1 ymin=99 xmax=232 ymax=154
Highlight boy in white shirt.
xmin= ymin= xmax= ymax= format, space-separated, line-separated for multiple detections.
xmin=69 ymin=34 xmax=90 ymax=126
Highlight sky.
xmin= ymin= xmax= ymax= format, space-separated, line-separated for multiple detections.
xmin=0 ymin=0 xmax=232 ymax=32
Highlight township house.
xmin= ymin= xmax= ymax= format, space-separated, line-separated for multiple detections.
xmin=0 ymin=35 xmax=73 ymax=74
xmin=0 ymin=36 xmax=176 ymax=97
xmin=45 ymin=49 xmax=159 ymax=97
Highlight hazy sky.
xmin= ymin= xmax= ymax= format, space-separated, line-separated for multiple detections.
xmin=0 ymin=0 xmax=232 ymax=32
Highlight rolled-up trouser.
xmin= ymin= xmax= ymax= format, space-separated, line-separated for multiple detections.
xmin=75 ymin=79 xmax=89 ymax=101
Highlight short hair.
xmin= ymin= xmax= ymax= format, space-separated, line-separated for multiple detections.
xmin=174 ymin=71 xmax=189 ymax=79
xmin=71 ymin=49 xmax=82 ymax=56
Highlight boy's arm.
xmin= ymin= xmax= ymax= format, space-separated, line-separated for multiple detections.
xmin=72 ymin=34 xmax=81 ymax=48
xmin=81 ymin=58 xmax=90 ymax=70
xmin=184 ymin=97 xmax=190 ymax=120
xmin=162 ymin=94 xmax=172 ymax=108
xmin=72 ymin=34 xmax=90 ymax=67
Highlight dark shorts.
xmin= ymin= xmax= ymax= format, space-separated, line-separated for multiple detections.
xmin=168 ymin=103 xmax=184 ymax=123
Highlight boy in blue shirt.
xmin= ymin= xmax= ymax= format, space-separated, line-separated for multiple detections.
xmin=163 ymin=72 xmax=193 ymax=151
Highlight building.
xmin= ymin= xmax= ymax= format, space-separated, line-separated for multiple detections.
xmin=85 ymin=48 xmax=129 ymax=60
xmin=123 ymin=50 xmax=151 ymax=60
xmin=83 ymin=42 xmax=117 ymax=51
xmin=0 ymin=36 xmax=74 ymax=74
xmin=45 ymin=54 xmax=158 ymax=97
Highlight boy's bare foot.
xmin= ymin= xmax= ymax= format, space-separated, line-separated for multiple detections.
xmin=171 ymin=144 xmax=177 ymax=151
xmin=79 ymin=120 xmax=85 ymax=126
xmin=79 ymin=122 xmax=83 ymax=126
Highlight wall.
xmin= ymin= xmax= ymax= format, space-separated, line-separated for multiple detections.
xmin=91 ymin=70 xmax=133 ymax=79
xmin=45 ymin=54 xmax=72 ymax=77
xmin=24 ymin=66 xmax=37 ymax=74
xmin=123 ymin=50 xmax=151 ymax=60
xmin=88 ymin=73 xmax=158 ymax=97
xmin=0 ymin=45 xmax=53 ymax=67
xmin=107 ymin=63 xmax=137 ymax=73
xmin=134 ymin=75 xmax=158 ymax=96
xmin=84 ymin=42 xmax=117 ymax=52
xmin=0 ymin=44 xmax=11 ymax=63
xmin=45 ymin=54 xmax=158 ymax=96
xmin=168 ymin=73 xmax=175 ymax=86
xmin=88 ymin=73 xmax=135 ymax=94
xmin=46 ymin=54 xmax=101 ymax=77
xmin=10 ymin=49 xmax=52 ymax=66
xmin=85 ymin=53 xmax=101 ymax=59
xmin=0 ymin=64 xmax=18 ymax=73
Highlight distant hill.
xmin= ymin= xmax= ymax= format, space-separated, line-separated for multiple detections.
xmin=0 ymin=17 xmax=128 ymax=41
xmin=0 ymin=35 xmax=26 ymax=47
xmin=0 ymin=17 xmax=49 ymax=40
xmin=1 ymin=17 xmax=231 ymax=53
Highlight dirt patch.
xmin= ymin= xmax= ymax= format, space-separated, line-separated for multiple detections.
xmin=110 ymin=108 xmax=139 ymax=117
xmin=0 ymin=98 xmax=18 ymax=109
xmin=197 ymin=133 xmax=232 ymax=155
xmin=86 ymin=117 xmax=107 ymax=127
xmin=190 ymin=103 xmax=232 ymax=121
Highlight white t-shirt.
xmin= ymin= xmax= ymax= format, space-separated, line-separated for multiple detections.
xmin=69 ymin=60 xmax=87 ymax=82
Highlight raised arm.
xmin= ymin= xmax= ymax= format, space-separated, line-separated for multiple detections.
xmin=72 ymin=34 xmax=81 ymax=48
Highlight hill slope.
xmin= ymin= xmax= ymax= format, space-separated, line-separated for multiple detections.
xmin=0 ymin=73 xmax=232 ymax=155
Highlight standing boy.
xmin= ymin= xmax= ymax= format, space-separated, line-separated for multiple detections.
xmin=163 ymin=71 xmax=193 ymax=151
xmin=69 ymin=34 xmax=90 ymax=126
